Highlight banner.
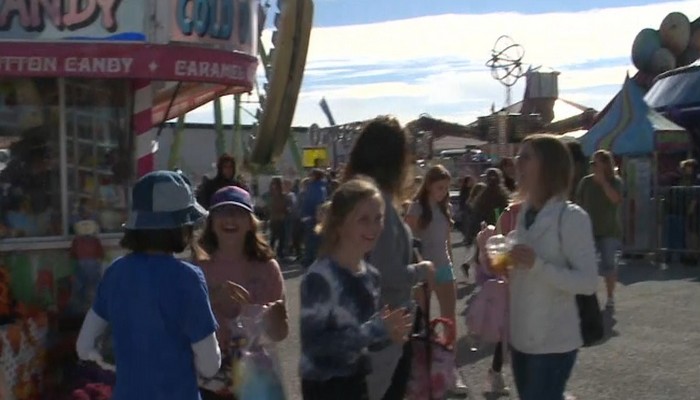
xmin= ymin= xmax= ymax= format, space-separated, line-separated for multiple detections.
xmin=0 ymin=0 xmax=146 ymax=42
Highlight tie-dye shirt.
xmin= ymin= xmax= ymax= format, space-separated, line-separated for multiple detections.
xmin=300 ymin=258 xmax=389 ymax=381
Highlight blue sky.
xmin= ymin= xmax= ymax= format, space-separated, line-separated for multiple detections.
xmin=313 ymin=0 xmax=675 ymax=26
xmin=186 ymin=0 xmax=700 ymax=128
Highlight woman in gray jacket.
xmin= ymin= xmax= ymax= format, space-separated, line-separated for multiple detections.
xmin=343 ymin=116 xmax=434 ymax=400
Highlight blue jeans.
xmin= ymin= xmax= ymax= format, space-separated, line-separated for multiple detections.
xmin=595 ymin=237 xmax=620 ymax=276
xmin=665 ymin=215 xmax=685 ymax=250
xmin=71 ymin=259 xmax=103 ymax=313
xmin=511 ymin=347 xmax=578 ymax=400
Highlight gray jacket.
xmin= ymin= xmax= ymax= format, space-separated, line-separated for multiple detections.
xmin=369 ymin=193 xmax=424 ymax=309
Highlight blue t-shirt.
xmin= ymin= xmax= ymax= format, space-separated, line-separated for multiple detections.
xmin=93 ymin=253 xmax=218 ymax=400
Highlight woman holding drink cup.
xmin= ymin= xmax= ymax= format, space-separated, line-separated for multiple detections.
xmin=496 ymin=134 xmax=598 ymax=400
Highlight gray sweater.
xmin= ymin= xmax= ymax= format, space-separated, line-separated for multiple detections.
xmin=369 ymin=193 xmax=424 ymax=309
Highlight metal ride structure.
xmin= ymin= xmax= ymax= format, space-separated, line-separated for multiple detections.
xmin=167 ymin=0 xmax=313 ymax=175
xmin=246 ymin=0 xmax=314 ymax=166
xmin=485 ymin=35 xmax=527 ymax=108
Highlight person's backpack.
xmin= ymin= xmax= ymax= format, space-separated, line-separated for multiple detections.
xmin=465 ymin=278 xmax=509 ymax=344
xmin=466 ymin=221 xmax=509 ymax=357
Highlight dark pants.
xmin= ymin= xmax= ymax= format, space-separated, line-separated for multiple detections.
xmin=381 ymin=340 xmax=413 ymax=400
xmin=302 ymin=373 xmax=369 ymax=400
xmin=302 ymin=222 xmax=320 ymax=267
xmin=511 ymin=347 xmax=578 ymax=400
xmin=199 ymin=388 xmax=236 ymax=400
xmin=290 ymin=217 xmax=304 ymax=257
xmin=269 ymin=219 xmax=286 ymax=257
xmin=492 ymin=341 xmax=503 ymax=372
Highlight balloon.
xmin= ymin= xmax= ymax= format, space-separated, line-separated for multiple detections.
xmin=659 ymin=12 xmax=691 ymax=55
xmin=650 ymin=47 xmax=677 ymax=74
xmin=632 ymin=28 xmax=661 ymax=72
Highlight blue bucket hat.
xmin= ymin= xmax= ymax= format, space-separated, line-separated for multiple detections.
xmin=124 ymin=170 xmax=207 ymax=230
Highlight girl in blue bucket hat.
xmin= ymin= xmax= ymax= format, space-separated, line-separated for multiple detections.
xmin=76 ymin=170 xmax=222 ymax=400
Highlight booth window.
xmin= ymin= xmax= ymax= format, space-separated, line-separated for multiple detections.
xmin=0 ymin=79 xmax=62 ymax=238
xmin=0 ymin=78 xmax=132 ymax=241
xmin=65 ymin=79 xmax=132 ymax=234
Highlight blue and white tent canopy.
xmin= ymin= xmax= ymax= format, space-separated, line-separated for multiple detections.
xmin=579 ymin=76 xmax=687 ymax=156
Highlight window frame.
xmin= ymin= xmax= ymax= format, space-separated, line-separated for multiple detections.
xmin=0 ymin=77 xmax=134 ymax=251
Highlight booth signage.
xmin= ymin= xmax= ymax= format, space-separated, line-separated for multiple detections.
xmin=170 ymin=0 xmax=256 ymax=55
xmin=0 ymin=0 xmax=146 ymax=41
xmin=0 ymin=42 xmax=257 ymax=87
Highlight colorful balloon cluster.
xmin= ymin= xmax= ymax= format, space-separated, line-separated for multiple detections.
xmin=632 ymin=12 xmax=700 ymax=76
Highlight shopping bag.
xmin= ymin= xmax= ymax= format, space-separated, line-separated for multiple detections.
xmin=231 ymin=305 xmax=286 ymax=400
xmin=406 ymin=283 xmax=456 ymax=400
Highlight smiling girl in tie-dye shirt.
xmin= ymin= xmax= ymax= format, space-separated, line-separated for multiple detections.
xmin=299 ymin=177 xmax=413 ymax=400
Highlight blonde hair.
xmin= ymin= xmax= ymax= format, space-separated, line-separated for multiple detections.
xmin=522 ymin=134 xmax=573 ymax=203
xmin=468 ymin=182 xmax=486 ymax=205
xmin=316 ymin=176 xmax=383 ymax=256
xmin=314 ymin=202 xmax=331 ymax=229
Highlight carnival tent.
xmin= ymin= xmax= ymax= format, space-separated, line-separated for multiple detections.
xmin=579 ymin=76 xmax=689 ymax=156
xmin=645 ymin=62 xmax=700 ymax=112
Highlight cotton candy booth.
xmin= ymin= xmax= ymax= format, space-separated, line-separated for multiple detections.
xmin=0 ymin=1 xmax=258 ymax=398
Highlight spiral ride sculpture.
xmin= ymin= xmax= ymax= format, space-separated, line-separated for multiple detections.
xmin=485 ymin=35 xmax=527 ymax=107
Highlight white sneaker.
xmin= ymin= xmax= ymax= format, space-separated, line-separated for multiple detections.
xmin=449 ymin=371 xmax=469 ymax=396
xmin=605 ymin=297 xmax=615 ymax=309
xmin=487 ymin=368 xmax=510 ymax=395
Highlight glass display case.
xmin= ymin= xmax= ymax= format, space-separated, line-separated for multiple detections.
xmin=65 ymin=80 xmax=132 ymax=234
xmin=0 ymin=78 xmax=133 ymax=241
xmin=0 ymin=78 xmax=62 ymax=238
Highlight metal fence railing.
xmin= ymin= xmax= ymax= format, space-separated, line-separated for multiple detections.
xmin=620 ymin=185 xmax=700 ymax=264
xmin=656 ymin=186 xmax=700 ymax=260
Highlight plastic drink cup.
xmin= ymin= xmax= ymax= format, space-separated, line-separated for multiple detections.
xmin=486 ymin=234 xmax=514 ymax=272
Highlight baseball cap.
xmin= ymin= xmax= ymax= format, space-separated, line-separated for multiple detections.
xmin=209 ymin=186 xmax=254 ymax=213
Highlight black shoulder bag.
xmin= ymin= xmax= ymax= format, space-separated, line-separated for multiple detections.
xmin=557 ymin=204 xmax=604 ymax=347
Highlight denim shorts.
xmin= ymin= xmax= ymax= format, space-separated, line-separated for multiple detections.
xmin=435 ymin=264 xmax=456 ymax=284
xmin=596 ymin=237 xmax=621 ymax=276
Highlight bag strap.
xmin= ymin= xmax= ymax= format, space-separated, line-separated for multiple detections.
xmin=415 ymin=281 xmax=434 ymax=399
xmin=557 ymin=201 xmax=571 ymax=270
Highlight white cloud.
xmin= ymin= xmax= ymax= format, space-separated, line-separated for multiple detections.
xmin=184 ymin=1 xmax=700 ymax=127
xmin=297 ymin=1 xmax=698 ymax=68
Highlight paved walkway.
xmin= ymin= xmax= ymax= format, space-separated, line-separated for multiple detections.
xmin=454 ymin=258 xmax=700 ymax=400
xmin=277 ymin=239 xmax=700 ymax=399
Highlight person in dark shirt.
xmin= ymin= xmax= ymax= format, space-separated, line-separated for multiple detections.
xmin=498 ymin=158 xmax=517 ymax=193
xmin=196 ymin=154 xmax=247 ymax=210
xmin=301 ymin=170 xmax=328 ymax=267
xmin=473 ymin=168 xmax=511 ymax=226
